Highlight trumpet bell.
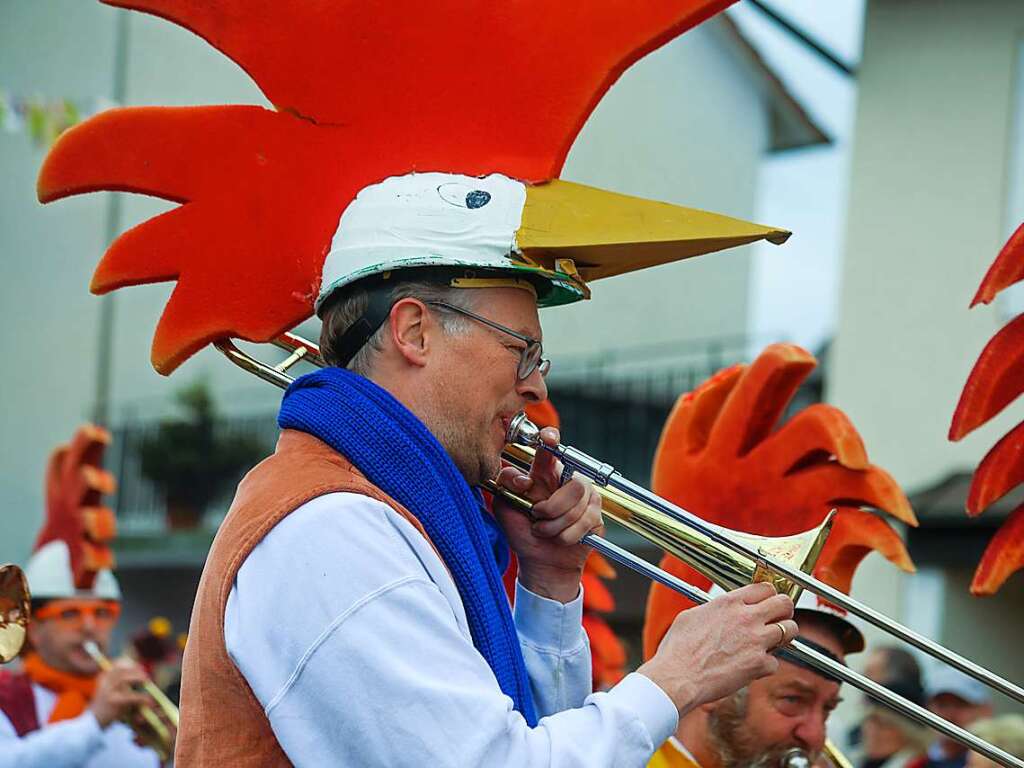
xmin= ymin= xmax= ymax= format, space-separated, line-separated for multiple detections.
xmin=0 ymin=564 xmax=30 ymax=663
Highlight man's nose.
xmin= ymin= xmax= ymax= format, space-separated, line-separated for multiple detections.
xmin=794 ymin=713 xmax=828 ymax=753
xmin=516 ymin=366 xmax=548 ymax=403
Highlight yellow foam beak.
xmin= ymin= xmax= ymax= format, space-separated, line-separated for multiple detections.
xmin=517 ymin=179 xmax=790 ymax=283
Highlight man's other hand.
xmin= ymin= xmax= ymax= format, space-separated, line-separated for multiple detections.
xmin=89 ymin=658 xmax=151 ymax=728
xmin=637 ymin=583 xmax=798 ymax=713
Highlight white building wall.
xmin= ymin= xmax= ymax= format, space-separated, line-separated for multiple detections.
xmin=553 ymin=21 xmax=768 ymax=358
xmin=830 ymin=0 xmax=1024 ymax=699
xmin=1 ymin=2 xmax=275 ymax=565
xmin=2 ymin=3 xmax=772 ymax=565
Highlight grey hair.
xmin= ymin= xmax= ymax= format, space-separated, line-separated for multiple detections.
xmin=318 ymin=279 xmax=477 ymax=376
xmin=971 ymin=716 xmax=1024 ymax=760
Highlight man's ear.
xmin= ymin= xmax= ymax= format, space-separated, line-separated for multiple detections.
xmin=388 ymin=298 xmax=431 ymax=369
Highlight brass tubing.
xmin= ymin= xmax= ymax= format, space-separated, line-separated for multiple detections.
xmin=83 ymin=641 xmax=178 ymax=762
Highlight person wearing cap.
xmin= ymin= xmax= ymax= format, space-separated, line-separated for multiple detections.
xmin=859 ymin=677 xmax=931 ymax=768
xmin=645 ymin=587 xmax=863 ymax=768
xmin=922 ymin=669 xmax=993 ymax=768
xmin=846 ymin=646 xmax=925 ymax=762
xmin=0 ymin=541 xmax=161 ymax=768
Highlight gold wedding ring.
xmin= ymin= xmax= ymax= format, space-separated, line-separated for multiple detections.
xmin=775 ymin=622 xmax=788 ymax=648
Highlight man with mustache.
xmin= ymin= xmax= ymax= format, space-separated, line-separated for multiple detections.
xmin=648 ymin=589 xmax=863 ymax=768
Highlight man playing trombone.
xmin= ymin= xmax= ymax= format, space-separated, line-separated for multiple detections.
xmin=177 ymin=232 xmax=800 ymax=764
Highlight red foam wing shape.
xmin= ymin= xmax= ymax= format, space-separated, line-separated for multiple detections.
xmin=971 ymin=223 xmax=1024 ymax=307
xmin=582 ymin=554 xmax=617 ymax=614
xmin=966 ymin=421 xmax=1024 ymax=516
xmin=952 ymin=223 xmax=1024 ymax=591
xmin=43 ymin=0 xmax=736 ymax=373
xmin=642 ymin=554 xmax=709 ymax=661
xmin=36 ymin=425 xmax=117 ymax=589
xmin=971 ymin=502 xmax=1024 ymax=596
xmin=102 ymin=0 xmax=733 ymax=180
xmin=40 ymin=107 xmax=349 ymax=372
xmin=949 ymin=313 xmax=1024 ymax=441
xmin=816 ymin=509 xmax=914 ymax=595
xmin=644 ymin=344 xmax=915 ymax=655
xmin=652 ymin=344 xmax=915 ymax=535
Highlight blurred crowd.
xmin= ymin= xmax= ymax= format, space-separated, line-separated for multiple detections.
xmin=850 ymin=645 xmax=1023 ymax=768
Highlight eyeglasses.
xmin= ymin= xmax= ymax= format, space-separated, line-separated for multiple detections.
xmin=427 ymin=301 xmax=551 ymax=381
xmin=34 ymin=600 xmax=121 ymax=630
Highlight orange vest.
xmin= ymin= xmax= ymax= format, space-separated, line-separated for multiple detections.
xmin=175 ymin=429 xmax=440 ymax=766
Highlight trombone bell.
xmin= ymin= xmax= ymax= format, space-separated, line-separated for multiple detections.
xmin=501 ymin=443 xmax=833 ymax=600
xmin=0 ymin=564 xmax=30 ymax=663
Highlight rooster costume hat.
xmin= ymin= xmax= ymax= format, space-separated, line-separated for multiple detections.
xmin=643 ymin=344 xmax=916 ymax=661
xmin=25 ymin=424 xmax=120 ymax=602
xmin=39 ymin=0 xmax=791 ymax=373
xmin=0 ymin=426 xmax=129 ymax=753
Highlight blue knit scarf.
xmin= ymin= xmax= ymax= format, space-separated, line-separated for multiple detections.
xmin=278 ymin=366 xmax=538 ymax=724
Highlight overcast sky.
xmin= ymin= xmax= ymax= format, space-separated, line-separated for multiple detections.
xmin=729 ymin=0 xmax=866 ymax=353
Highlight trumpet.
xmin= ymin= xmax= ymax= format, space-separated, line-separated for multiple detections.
xmin=0 ymin=564 xmax=30 ymax=663
xmin=82 ymin=641 xmax=178 ymax=762
xmin=216 ymin=333 xmax=1024 ymax=768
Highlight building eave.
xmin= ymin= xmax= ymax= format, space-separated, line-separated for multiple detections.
xmin=715 ymin=13 xmax=832 ymax=153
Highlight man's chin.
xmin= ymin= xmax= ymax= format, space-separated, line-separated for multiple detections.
xmin=65 ymin=648 xmax=100 ymax=677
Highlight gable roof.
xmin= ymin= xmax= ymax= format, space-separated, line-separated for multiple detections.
xmin=715 ymin=13 xmax=831 ymax=152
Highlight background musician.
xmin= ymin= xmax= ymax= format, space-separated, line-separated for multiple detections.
xmin=0 ymin=541 xmax=163 ymax=767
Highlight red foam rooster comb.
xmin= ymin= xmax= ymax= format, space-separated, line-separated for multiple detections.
xmin=38 ymin=0 xmax=794 ymax=375
xmin=643 ymin=344 xmax=916 ymax=660
xmin=29 ymin=425 xmax=119 ymax=597
xmin=950 ymin=222 xmax=1024 ymax=595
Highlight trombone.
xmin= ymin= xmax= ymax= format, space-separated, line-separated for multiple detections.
xmin=217 ymin=333 xmax=1024 ymax=768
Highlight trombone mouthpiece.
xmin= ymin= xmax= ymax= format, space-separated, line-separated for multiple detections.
xmin=506 ymin=413 xmax=541 ymax=447
xmin=780 ymin=748 xmax=812 ymax=768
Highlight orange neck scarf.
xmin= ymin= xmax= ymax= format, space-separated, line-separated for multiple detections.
xmin=22 ymin=653 xmax=98 ymax=723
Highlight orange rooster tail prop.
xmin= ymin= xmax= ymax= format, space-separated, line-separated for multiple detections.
xmin=950 ymin=222 xmax=1024 ymax=595
xmin=38 ymin=0 xmax=795 ymax=376
xmin=643 ymin=343 xmax=915 ymax=660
